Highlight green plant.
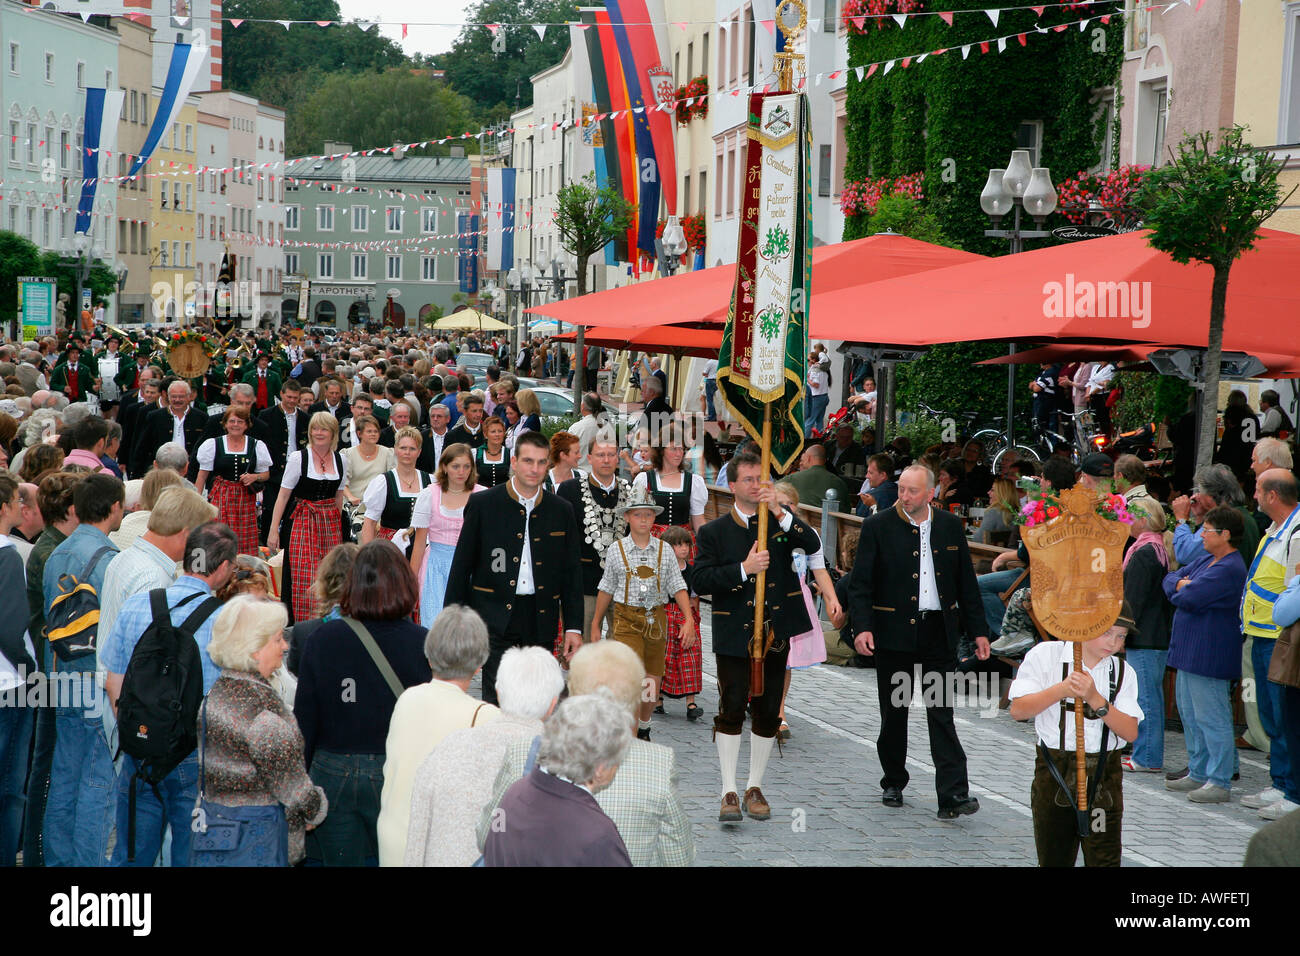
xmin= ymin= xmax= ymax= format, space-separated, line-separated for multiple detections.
xmin=894 ymin=342 xmax=1032 ymax=430
xmin=866 ymin=193 xmax=958 ymax=247
xmin=1133 ymin=125 xmax=1296 ymax=467
xmin=540 ymin=414 xmax=577 ymax=440
xmin=887 ymin=412 xmax=947 ymax=453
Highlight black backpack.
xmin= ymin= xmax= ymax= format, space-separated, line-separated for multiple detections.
xmin=115 ymin=588 xmax=221 ymax=861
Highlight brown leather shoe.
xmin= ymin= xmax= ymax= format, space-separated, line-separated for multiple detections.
xmin=719 ymin=792 xmax=742 ymax=823
xmin=743 ymin=787 xmax=771 ymax=821
xmin=1236 ymin=736 xmax=1257 ymax=751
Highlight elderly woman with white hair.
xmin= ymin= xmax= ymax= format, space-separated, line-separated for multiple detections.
xmin=404 ymin=645 xmax=565 ymax=866
xmin=484 ymin=692 xmax=633 ymax=867
xmin=376 ymin=604 xmax=501 ymax=866
xmin=193 ymin=595 xmax=327 ymax=866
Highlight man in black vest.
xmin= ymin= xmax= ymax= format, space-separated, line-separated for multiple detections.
xmin=847 ymin=463 xmax=988 ymax=820
xmin=692 ymin=449 xmax=821 ymax=824
xmin=558 ymin=438 xmax=629 ymax=656
xmin=445 ymin=430 xmax=584 ymax=705
xmin=258 ymin=379 xmax=309 ymax=542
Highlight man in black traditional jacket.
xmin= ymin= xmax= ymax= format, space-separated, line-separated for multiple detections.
xmin=445 ymin=430 xmax=584 ymax=705
xmin=848 ymin=463 xmax=989 ymax=820
xmin=692 ymin=449 xmax=821 ymax=825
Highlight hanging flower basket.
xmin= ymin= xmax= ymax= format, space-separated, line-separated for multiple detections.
xmin=843 ymin=0 xmax=925 ymax=34
xmin=1056 ymin=164 xmax=1150 ymax=226
xmin=675 ymin=75 xmax=709 ymax=125
xmin=839 ymin=171 xmax=925 ymax=217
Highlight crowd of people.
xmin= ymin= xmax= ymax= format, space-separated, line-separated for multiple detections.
xmin=0 ymin=320 xmax=1296 ymax=868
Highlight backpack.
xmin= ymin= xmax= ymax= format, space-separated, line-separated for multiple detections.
xmin=115 ymin=588 xmax=222 ymax=861
xmin=45 ymin=545 xmax=116 ymax=662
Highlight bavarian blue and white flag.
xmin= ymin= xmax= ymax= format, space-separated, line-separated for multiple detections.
xmin=485 ymin=167 xmax=516 ymax=272
xmin=75 ymin=88 xmax=125 ymax=235
xmin=126 ymin=41 xmax=207 ymax=180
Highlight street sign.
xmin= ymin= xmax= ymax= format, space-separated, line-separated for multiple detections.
xmin=18 ymin=276 xmax=57 ymax=341
xmin=81 ymin=288 xmax=92 ymax=313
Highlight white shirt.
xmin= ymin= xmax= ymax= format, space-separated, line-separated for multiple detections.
xmin=196 ymin=436 xmax=273 ymax=474
xmin=280 ymin=407 xmax=299 ymax=453
xmin=511 ymin=478 xmax=541 ymax=596
xmin=1086 ymin=363 xmax=1115 ymax=395
xmin=170 ymin=411 xmax=188 ymax=446
xmin=362 ymin=469 xmax=421 ymax=522
xmin=808 ymin=364 xmax=829 ymax=397
xmin=734 ymin=503 xmax=795 ymax=583
xmin=904 ymin=504 xmax=941 ymax=611
xmin=631 ymin=471 xmax=708 ymax=517
xmin=426 ymin=428 xmax=448 ymax=470
xmin=280 ymin=448 xmax=348 ymax=490
xmin=1008 ymin=640 xmax=1143 ymax=752
xmin=702 ymin=358 xmax=717 ymax=380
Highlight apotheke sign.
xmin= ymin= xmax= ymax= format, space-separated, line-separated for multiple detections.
xmin=282 ymin=280 xmax=375 ymax=298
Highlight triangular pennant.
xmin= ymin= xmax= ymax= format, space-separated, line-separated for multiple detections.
xmin=883 ymin=59 xmax=895 ymax=74
xmin=80 ymin=11 xmax=91 ymax=21
xmin=852 ymin=15 xmax=865 ymax=30
xmin=961 ymin=45 xmax=971 ymax=59
xmin=1053 ymin=24 xmax=1067 ymax=32
xmin=855 ymin=66 xmax=865 ymax=80
xmin=997 ymin=37 xmax=1007 ymax=53
xmin=1017 ymin=32 xmax=1027 ymax=46
xmin=277 ymin=20 xmax=291 ymax=29
xmin=938 ymin=10 xmax=953 ymax=26
xmin=917 ymin=53 xmax=928 ymax=63
xmin=892 ymin=13 xmax=907 ymax=29
xmin=901 ymin=56 xmax=912 ymax=68
xmin=1101 ymin=15 xmax=1111 ymax=24
xmin=1079 ymin=19 xmax=1089 ymax=31
xmin=759 ymin=18 xmax=775 ymax=35
xmin=315 ymin=20 xmax=331 ymax=27
xmin=533 ymin=24 xmax=546 ymax=40
xmin=986 ymin=8 xmax=1000 ymax=28
xmin=485 ymin=23 xmax=500 ymax=35
xmin=1031 ymin=5 xmax=1045 ymax=15
xmin=980 ymin=41 xmax=989 ymax=54
xmin=359 ymin=20 xmax=376 ymax=31
xmin=809 ymin=18 xmax=821 ymax=33
xmin=401 ymin=23 xmax=408 ymax=37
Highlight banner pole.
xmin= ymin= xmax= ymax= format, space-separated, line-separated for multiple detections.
xmin=750 ymin=403 xmax=774 ymax=695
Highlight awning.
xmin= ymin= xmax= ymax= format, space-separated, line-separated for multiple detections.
xmin=525 ymin=233 xmax=984 ymax=331
xmin=974 ymin=342 xmax=1300 ymax=378
xmin=811 ymin=228 xmax=1300 ymax=356
xmin=555 ymin=323 xmax=722 ymax=359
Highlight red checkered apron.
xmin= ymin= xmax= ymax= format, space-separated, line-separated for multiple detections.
xmin=375 ymin=526 xmax=398 ymax=541
xmin=210 ymin=476 xmax=259 ymax=555
xmin=288 ymin=497 xmax=341 ymax=622
xmin=654 ymin=523 xmax=702 ymax=697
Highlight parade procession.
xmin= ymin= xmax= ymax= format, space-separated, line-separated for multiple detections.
xmin=5 ymin=0 xmax=1300 ymax=920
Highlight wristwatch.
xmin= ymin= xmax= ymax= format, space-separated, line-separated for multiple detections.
xmin=1093 ymin=701 xmax=1110 ymax=718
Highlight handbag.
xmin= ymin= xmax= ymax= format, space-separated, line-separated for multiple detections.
xmin=189 ymin=698 xmax=290 ymax=867
xmin=1268 ymin=622 xmax=1300 ymax=690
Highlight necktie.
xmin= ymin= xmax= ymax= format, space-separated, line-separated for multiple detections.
xmin=67 ymin=365 xmax=79 ymax=399
xmin=256 ymin=372 xmax=268 ymax=409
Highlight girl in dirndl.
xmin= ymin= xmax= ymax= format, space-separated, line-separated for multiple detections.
xmin=474 ymin=416 xmax=511 ymax=488
xmin=358 ymin=426 xmax=430 ymax=554
xmin=408 ymin=443 xmax=485 ymax=628
xmin=268 ymin=411 xmax=348 ymax=624
xmin=773 ymin=482 xmax=842 ymax=740
xmin=195 ymin=405 xmax=272 ymax=555
xmin=632 ymin=424 xmax=708 ymax=721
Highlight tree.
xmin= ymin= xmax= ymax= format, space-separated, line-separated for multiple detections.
xmin=554 ymin=172 xmax=634 ymax=407
xmin=0 ymin=231 xmax=42 ymax=336
xmin=440 ymin=0 xmax=579 ymax=123
xmin=1134 ymin=126 xmax=1296 ymax=468
xmin=866 ymin=194 xmax=960 ymax=249
xmin=293 ymin=69 xmax=478 ymax=156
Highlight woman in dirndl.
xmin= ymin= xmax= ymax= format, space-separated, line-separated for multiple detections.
xmin=475 ymin=416 xmax=511 ymax=488
xmin=631 ymin=423 xmax=708 ymax=721
xmin=409 ymin=443 xmax=484 ymax=627
xmin=268 ymin=411 xmax=348 ymax=624
xmin=195 ymin=405 xmax=272 ymax=555
xmin=358 ymin=426 xmax=430 ymax=553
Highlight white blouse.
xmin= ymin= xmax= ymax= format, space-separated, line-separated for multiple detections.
xmin=410 ymin=483 xmax=487 ymax=527
xmin=362 ymin=469 xmax=425 ymax=522
xmin=280 ymin=449 xmax=348 ymax=490
xmin=632 ymin=470 xmax=708 ymax=517
xmin=196 ymin=436 xmax=273 ymax=474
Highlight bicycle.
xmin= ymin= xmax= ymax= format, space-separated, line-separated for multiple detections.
xmin=913 ymin=401 xmax=1043 ymax=475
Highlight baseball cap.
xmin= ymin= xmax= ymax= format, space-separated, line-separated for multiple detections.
xmin=1080 ymin=453 xmax=1114 ymax=478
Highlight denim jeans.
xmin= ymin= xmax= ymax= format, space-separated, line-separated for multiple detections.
xmin=0 ymin=696 xmax=35 ymax=866
xmin=1176 ymin=671 xmax=1235 ymax=790
xmin=1126 ymin=648 xmax=1167 ymax=769
xmin=1252 ymin=637 xmax=1293 ymax=794
xmin=978 ymin=569 xmax=1023 ymax=638
xmin=110 ymin=752 xmax=199 ymax=866
xmin=805 ymin=394 xmax=830 ymax=435
xmin=44 ymin=706 xmax=116 ymax=867
xmin=306 ymin=750 xmax=383 ymax=866
xmin=704 ymin=378 xmax=718 ymax=421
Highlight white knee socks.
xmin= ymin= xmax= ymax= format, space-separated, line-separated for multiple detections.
xmin=717 ymin=732 xmax=742 ymax=797
xmin=747 ymin=733 xmax=775 ymax=792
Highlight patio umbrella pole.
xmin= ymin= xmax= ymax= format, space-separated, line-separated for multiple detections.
xmin=574 ymin=324 xmax=586 ymax=409
xmin=1006 ymin=343 xmax=1016 ymax=449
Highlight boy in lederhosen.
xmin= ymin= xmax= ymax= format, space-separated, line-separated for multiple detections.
xmin=1007 ymin=605 xmax=1143 ymax=866
xmin=589 ymin=487 xmax=694 ymax=741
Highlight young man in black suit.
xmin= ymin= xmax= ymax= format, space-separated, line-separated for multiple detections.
xmin=847 ymin=463 xmax=989 ymax=820
xmin=306 ymin=376 xmax=352 ymax=447
xmin=445 ymin=394 xmax=486 ymax=449
xmin=692 ymin=449 xmax=821 ymax=824
xmin=444 ymin=430 xmax=584 ymax=706
xmin=257 ymin=380 xmax=308 ymax=542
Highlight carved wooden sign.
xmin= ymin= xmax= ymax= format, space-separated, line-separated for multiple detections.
xmin=1021 ymin=486 xmax=1129 ymax=642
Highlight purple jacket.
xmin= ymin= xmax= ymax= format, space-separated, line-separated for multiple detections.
xmin=484 ymin=768 xmax=631 ymax=867
xmin=1163 ymin=550 xmax=1247 ymax=680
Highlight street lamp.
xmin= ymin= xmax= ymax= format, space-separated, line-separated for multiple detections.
xmin=980 ymin=149 xmax=1059 ymax=448
xmin=655 ymin=216 xmax=688 ymax=277
xmin=60 ymin=233 xmax=102 ymax=331
xmin=114 ymin=260 xmax=129 ymax=324
xmin=549 ymin=257 xmax=570 ymax=300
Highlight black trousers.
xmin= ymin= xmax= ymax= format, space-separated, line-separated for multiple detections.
xmin=481 ymin=595 xmax=540 ymax=706
xmin=714 ymin=643 xmax=789 ymax=738
xmin=1031 ymin=748 xmax=1123 ymax=867
xmin=874 ymin=613 xmax=971 ymax=806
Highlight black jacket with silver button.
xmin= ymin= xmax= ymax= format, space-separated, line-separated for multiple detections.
xmin=692 ymin=506 xmax=821 ymax=658
xmin=444 ymin=481 xmax=584 ymax=639
xmin=847 ymin=501 xmax=985 ymax=652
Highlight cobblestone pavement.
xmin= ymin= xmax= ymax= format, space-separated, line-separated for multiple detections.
xmin=642 ymin=607 xmax=1272 ymax=866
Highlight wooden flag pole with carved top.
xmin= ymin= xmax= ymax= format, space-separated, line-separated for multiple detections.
xmin=750 ymin=404 xmax=773 ymax=696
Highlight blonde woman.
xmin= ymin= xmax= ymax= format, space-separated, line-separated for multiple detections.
xmin=268 ymin=411 xmax=348 ymax=623
xmin=972 ymin=477 xmax=1021 ymax=548
xmin=359 ymin=426 xmax=431 ymax=549
xmin=197 ymin=595 xmax=326 ymax=866
xmin=515 ymin=388 xmax=542 ymax=436
xmin=409 ymin=443 xmax=485 ymax=627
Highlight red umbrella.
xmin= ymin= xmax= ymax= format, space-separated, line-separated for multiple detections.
xmin=811 ymin=228 xmax=1300 ymax=357
xmin=975 ymin=342 xmax=1300 ymax=377
xmin=526 ymin=233 xmax=984 ymax=331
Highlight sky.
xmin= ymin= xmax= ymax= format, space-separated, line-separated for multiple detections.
xmin=332 ymin=0 xmax=478 ymax=59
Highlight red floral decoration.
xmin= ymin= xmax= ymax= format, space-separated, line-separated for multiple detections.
xmin=843 ymin=0 xmax=925 ymax=34
xmin=655 ymin=214 xmax=708 ymax=252
xmin=1056 ymin=164 xmax=1150 ymax=225
xmin=674 ymin=75 xmax=709 ymax=125
xmin=839 ymin=171 xmax=925 ymax=217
